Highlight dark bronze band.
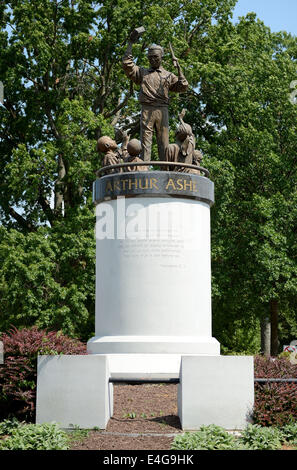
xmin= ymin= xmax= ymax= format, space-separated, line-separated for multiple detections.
xmin=93 ymin=171 xmax=214 ymax=206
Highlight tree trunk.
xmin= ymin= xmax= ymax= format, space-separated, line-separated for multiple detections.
xmin=260 ymin=316 xmax=271 ymax=357
xmin=54 ymin=154 xmax=66 ymax=213
xmin=270 ymin=299 xmax=279 ymax=356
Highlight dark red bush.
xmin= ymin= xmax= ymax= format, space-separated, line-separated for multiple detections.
xmin=253 ymin=355 xmax=297 ymax=426
xmin=254 ymin=355 xmax=297 ymax=379
xmin=0 ymin=326 xmax=86 ymax=421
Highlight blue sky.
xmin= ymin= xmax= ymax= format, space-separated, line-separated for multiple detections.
xmin=232 ymin=0 xmax=297 ymax=35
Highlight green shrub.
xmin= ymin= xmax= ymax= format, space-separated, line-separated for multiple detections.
xmin=0 ymin=417 xmax=22 ymax=436
xmin=171 ymin=424 xmax=246 ymax=450
xmin=280 ymin=422 xmax=297 ymax=446
xmin=0 ymin=422 xmax=69 ymax=450
xmin=240 ymin=424 xmax=283 ymax=450
xmin=171 ymin=424 xmax=297 ymax=450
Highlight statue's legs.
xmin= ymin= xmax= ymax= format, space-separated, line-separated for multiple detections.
xmin=141 ymin=105 xmax=169 ymax=161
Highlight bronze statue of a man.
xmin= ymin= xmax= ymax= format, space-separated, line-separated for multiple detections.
xmin=123 ymin=31 xmax=188 ymax=161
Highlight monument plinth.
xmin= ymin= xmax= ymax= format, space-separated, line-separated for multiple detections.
xmin=87 ymin=171 xmax=220 ymax=364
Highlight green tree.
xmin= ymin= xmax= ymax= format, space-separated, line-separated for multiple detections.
xmin=0 ymin=0 xmax=237 ymax=338
xmin=189 ymin=14 xmax=297 ymax=354
xmin=1 ymin=1 xmax=296 ymax=352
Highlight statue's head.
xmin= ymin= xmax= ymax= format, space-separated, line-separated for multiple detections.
xmin=193 ymin=149 xmax=203 ymax=164
xmin=148 ymin=44 xmax=164 ymax=69
xmin=96 ymin=136 xmax=118 ymax=153
xmin=175 ymin=122 xmax=193 ymax=142
xmin=127 ymin=138 xmax=142 ymax=157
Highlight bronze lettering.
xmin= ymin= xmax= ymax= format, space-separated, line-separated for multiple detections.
xmin=121 ymin=179 xmax=129 ymax=190
xmin=139 ymin=178 xmax=149 ymax=189
xmin=183 ymin=179 xmax=192 ymax=191
xmin=128 ymin=179 xmax=138 ymax=189
xmin=150 ymin=178 xmax=159 ymax=190
xmin=113 ymin=180 xmax=121 ymax=191
xmin=165 ymin=178 xmax=176 ymax=190
xmin=106 ymin=181 xmax=113 ymax=192
xmin=176 ymin=178 xmax=184 ymax=190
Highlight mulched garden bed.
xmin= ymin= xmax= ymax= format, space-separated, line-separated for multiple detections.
xmin=69 ymin=383 xmax=296 ymax=451
xmin=70 ymin=383 xmax=181 ymax=450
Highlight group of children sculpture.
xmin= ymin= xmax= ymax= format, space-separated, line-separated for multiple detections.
xmin=97 ymin=30 xmax=204 ymax=175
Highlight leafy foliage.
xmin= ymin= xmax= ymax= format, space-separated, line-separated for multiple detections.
xmin=171 ymin=424 xmax=246 ymax=450
xmin=253 ymin=355 xmax=297 ymax=426
xmin=0 ymin=417 xmax=22 ymax=436
xmin=280 ymin=422 xmax=297 ymax=446
xmin=254 ymin=354 xmax=297 ymax=378
xmin=0 ymin=0 xmax=239 ymax=340
xmin=0 ymin=217 xmax=96 ymax=339
xmin=0 ymin=327 xmax=86 ymax=421
xmin=66 ymin=426 xmax=90 ymax=445
xmin=171 ymin=423 xmax=297 ymax=450
xmin=240 ymin=424 xmax=283 ymax=450
xmin=0 ymin=422 xmax=69 ymax=450
xmin=199 ymin=17 xmax=297 ymax=353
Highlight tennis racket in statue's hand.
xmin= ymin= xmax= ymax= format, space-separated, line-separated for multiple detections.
xmin=129 ymin=26 xmax=146 ymax=43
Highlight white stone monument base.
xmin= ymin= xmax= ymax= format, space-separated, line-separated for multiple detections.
xmin=106 ymin=353 xmax=182 ymax=380
xmin=36 ymin=355 xmax=112 ymax=429
xmin=87 ymin=337 xmax=220 ymax=379
xmin=178 ymin=355 xmax=254 ymax=430
xmin=36 ymin=354 xmax=254 ymax=431
xmin=88 ymin=335 xmax=220 ymax=356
